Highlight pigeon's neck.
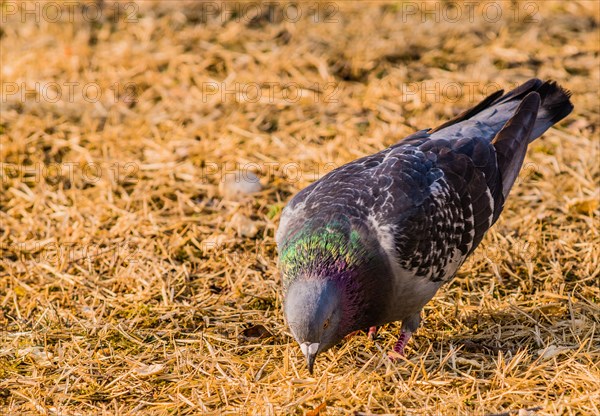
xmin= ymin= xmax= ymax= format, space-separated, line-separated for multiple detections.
xmin=279 ymin=220 xmax=392 ymax=333
xmin=279 ymin=221 xmax=369 ymax=285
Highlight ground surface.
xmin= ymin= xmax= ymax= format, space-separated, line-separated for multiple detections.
xmin=1 ymin=1 xmax=599 ymax=415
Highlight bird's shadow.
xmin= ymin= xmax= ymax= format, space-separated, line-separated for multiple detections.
xmin=352 ymin=304 xmax=567 ymax=374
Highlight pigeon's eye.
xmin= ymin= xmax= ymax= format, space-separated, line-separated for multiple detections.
xmin=323 ymin=319 xmax=330 ymax=329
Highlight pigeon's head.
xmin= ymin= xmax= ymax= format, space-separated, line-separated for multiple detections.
xmin=284 ymin=278 xmax=344 ymax=374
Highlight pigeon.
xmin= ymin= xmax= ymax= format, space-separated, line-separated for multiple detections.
xmin=276 ymin=79 xmax=573 ymax=374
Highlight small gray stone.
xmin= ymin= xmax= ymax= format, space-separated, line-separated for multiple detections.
xmin=220 ymin=171 xmax=262 ymax=200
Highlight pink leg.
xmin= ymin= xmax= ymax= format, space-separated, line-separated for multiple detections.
xmin=367 ymin=326 xmax=378 ymax=340
xmin=388 ymin=329 xmax=413 ymax=359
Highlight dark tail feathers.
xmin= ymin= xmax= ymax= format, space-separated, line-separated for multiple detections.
xmin=480 ymin=78 xmax=573 ymax=142
xmin=526 ymin=80 xmax=573 ymax=141
xmin=492 ymin=92 xmax=541 ymax=198
xmin=491 ymin=80 xmax=573 ymax=199
xmin=431 ymin=78 xmax=573 ymax=142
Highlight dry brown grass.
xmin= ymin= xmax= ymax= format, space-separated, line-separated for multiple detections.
xmin=1 ymin=1 xmax=599 ymax=415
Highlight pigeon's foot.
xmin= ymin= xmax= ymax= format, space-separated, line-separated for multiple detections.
xmin=393 ymin=329 xmax=413 ymax=355
xmin=367 ymin=326 xmax=378 ymax=340
xmin=387 ymin=329 xmax=412 ymax=360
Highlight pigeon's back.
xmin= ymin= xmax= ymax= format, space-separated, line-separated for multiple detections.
xmin=277 ymin=78 xmax=572 ymax=298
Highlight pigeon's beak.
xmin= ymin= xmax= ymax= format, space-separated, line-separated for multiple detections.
xmin=300 ymin=342 xmax=319 ymax=375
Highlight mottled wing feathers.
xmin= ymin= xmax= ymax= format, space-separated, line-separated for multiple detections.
xmin=390 ymin=135 xmax=499 ymax=281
